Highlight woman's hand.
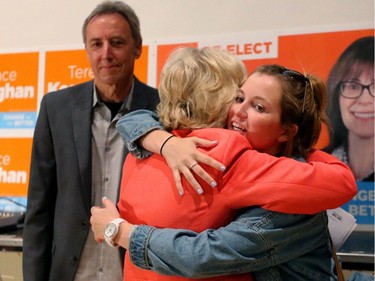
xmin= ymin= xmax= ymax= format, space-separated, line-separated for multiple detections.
xmin=162 ymin=136 xmax=225 ymax=195
xmin=90 ymin=197 xmax=120 ymax=243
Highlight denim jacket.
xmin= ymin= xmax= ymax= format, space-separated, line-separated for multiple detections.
xmin=129 ymin=208 xmax=337 ymax=281
xmin=116 ymin=110 xmax=338 ymax=281
xmin=116 ymin=109 xmax=163 ymax=159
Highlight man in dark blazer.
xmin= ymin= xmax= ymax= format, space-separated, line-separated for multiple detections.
xmin=22 ymin=1 xmax=159 ymax=281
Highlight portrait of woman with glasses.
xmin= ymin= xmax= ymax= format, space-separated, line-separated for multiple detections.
xmin=325 ymin=36 xmax=374 ymax=182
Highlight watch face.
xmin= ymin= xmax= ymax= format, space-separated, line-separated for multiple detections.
xmin=104 ymin=223 xmax=117 ymax=238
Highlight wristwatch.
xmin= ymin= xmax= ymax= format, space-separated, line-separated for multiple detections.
xmin=104 ymin=218 xmax=125 ymax=247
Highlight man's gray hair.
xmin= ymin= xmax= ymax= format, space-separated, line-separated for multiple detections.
xmin=82 ymin=0 xmax=142 ymax=47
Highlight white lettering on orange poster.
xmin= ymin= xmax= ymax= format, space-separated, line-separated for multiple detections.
xmin=0 ymin=52 xmax=39 ymax=129
xmin=44 ymin=50 xmax=93 ymax=94
xmin=198 ymin=32 xmax=277 ymax=60
xmin=0 ymin=83 xmax=34 ymax=102
xmin=44 ymin=46 xmax=149 ymax=93
xmin=0 ymin=138 xmax=32 ymax=196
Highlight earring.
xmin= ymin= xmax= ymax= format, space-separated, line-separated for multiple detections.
xmin=279 ymin=136 xmax=287 ymax=142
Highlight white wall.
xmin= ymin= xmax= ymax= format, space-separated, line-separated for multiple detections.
xmin=0 ymin=0 xmax=373 ymax=50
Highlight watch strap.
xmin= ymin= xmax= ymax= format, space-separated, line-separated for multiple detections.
xmin=104 ymin=218 xmax=125 ymax=248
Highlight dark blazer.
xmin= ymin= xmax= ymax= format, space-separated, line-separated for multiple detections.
xmin=22 ymin=78 xmax=159 ymax=281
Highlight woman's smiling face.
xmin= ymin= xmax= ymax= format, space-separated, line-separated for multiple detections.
xmin=227 ymin=73 xmax=287 ymax=156
xmin=339 ymin=65 xmax=374 ymax=139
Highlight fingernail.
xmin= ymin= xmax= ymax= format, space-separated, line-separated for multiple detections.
xmin=102 ymin=196 xmax=107 ymax=200
xmin=219 ymin=165 xmax=226 ymax=171
xmin=211 ymin=140 xmax=218 ymax=144
xmin=179 ymin=191 xmax=184 ymax=196
xmin=210 ymin=181 xmax=217 ymax=188
xmin=197 ymin=188 xmax=204 ymax=195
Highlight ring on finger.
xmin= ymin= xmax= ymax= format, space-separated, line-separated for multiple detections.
xmin=189 ymin=162 xmax=199 ymax=170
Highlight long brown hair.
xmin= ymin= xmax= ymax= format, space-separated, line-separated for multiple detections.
xmin=252 ymin=64 xmax=328 ymax=158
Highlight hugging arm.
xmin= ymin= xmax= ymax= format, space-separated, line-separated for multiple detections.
xmin=116 ymin=110 xmax=225 ymax=193
xmin=127 ymin=208 xmax=331 ymax=278
xmin=219 ymin=146 xmax=356 ymax=214
xmin=91 ymin=201 xmax=331 ymax=278
xmin=116 ymin=109 xmax=163 ymax=159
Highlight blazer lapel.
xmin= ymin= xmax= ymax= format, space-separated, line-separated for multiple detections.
xmin=72 ymin=81 xmax=94 ymax=212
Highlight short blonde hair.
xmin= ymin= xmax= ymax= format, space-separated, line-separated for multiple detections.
xmin=157 ymin=47 xmax=247 ymax=130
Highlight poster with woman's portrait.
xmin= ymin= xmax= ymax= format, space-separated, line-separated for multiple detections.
xmin=324 ymin=36 xmax=374 ymax=230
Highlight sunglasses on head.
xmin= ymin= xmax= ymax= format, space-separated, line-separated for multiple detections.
xmin=281 ymin=68 xmax=310 ymax=113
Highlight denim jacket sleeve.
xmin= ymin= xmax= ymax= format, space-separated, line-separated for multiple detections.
xmin=128 ymin=207 xmax=333 ymax=280
xmin=116 ymin=109 xmax=164 ymax=159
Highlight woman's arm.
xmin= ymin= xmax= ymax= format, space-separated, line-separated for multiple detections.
xmin=117 ymin=110 xmax=225 ymax=194
xmin=116 ymin=110 xmax=163 ymax=159
xmin=219 ymin=143 xmax=357 ymax=214
xmin=90 ymin=200 xmax=287 ymax=277
xmin=90 ymin=198 xmax=324 ymax=278
xmin=117 ymin=208 xmax=330 ymax=278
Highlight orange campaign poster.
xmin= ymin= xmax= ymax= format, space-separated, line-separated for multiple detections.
xmin=44 ymin=49 xmax=93 ymax=94
xmin=0 ymin=138 xmax=32 ymax=197
xmin=44 ymin=45 xmax=150 ymax=94
xmin=155 ymin=28 xmax=374 ymax=149
xmin=0 ymin=52 xmax=39 ymax=129
xmin=241 ymin=29 xmax=374 ymax=87
xmin=156 ymin=43 xmax=198 ymax=85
